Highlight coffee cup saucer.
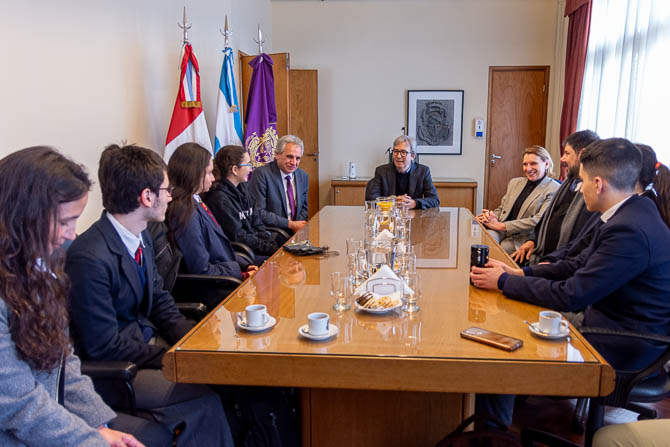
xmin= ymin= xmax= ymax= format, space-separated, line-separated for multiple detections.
xmin=528 ymin=321 xmax=569 ymax=340
xmin=237 ymin=315 xmax=277 ymax=332
xmin=298 ymin=324 xmax=338 ymax=341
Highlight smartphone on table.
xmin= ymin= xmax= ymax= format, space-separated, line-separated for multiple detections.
xmin=460 ymin=327 xmax=523 ymax=351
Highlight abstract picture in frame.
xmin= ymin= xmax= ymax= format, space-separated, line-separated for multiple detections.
xmin=406 ymin=90 xmax=464 ymax=155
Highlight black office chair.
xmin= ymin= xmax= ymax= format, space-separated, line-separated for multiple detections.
xmin=521 ymin=327 xmax=670 ymax=447
xmin=147 ymin=221 xmax=242 ymax=309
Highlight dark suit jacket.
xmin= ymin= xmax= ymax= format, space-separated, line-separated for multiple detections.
xmin=172 ymin=203 xmax=243 ymax=279
xmin=248 ymin=160 xmax=309 ymax=229
xmin=365 ymin=162 xmax=440 ymax=209
xmin=500 ymin=195 xmax=670 ymax=369
xmin=66 ymin=213 xmax=193 ymax=369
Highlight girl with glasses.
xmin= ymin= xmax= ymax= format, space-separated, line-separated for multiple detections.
xmin=205 ymin=145 xmax=284 ymax=256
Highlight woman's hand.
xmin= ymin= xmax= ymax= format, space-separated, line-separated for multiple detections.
xmin=98 ymin=427 xmax=145 ymax=447
xmin=482 ymin=215 xmax=506 ymax=232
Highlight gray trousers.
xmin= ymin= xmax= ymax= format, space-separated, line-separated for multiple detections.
xmin=132 ymin=369 xmax=233 ymax=446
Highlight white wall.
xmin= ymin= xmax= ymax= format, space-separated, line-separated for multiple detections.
xmin=272 ymin=0 xmax=560 ymax=210
xmin=1 ymin=0 xmax=272 ymax=231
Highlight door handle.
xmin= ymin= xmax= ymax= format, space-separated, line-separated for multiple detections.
xmin=305 ymin=152 xmax=319 ymax=161
xmin=490 ymin=154 xmax=502 ymax=166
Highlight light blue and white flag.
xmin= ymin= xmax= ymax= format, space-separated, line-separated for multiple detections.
xmin=214 ymin=47 xmax=243 ymax=152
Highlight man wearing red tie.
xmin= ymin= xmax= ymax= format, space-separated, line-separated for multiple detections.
xmin=249 ymin=135 xmax=309 ymax=234
xmin=66 ymin=144 xmax=234 ymax=446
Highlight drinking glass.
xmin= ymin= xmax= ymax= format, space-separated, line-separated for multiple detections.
xmin=347 ymin=253 xmax=363 ymax=286
xmin=403 ymin=272 xmax=421 ymax=313
xmin=331 ymin=271 xmax=350 ymax=311
xmin=406 ymin=253 xmax=417 ymax=277
xmin=346 ymin=238 xmax=363 ymax=256
xmin=356 ymin=248 xmax=368 ymax=281
xmin=365 ymin=240 xmax=392 ymax=276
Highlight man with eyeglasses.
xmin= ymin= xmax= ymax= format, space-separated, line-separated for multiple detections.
xmin=66 ymin=144 xmax=234 ymax=445
xmin=365 ymin=135 xmax=440 ymax=209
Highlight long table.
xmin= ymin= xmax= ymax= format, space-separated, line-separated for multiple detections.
xmin=163 ymin=206 xmax=614 ymax=446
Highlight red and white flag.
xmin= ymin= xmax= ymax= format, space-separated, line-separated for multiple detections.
xmin=164 ymin=43 xmax=212 ymax=162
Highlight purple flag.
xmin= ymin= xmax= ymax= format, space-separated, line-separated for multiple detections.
xmin=244 ymin=54 xmax=278 ymax=167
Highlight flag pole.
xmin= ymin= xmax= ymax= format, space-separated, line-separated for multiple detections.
xmin=177 ymin=6 xmax=192 ymax=68
xmin=254 ymin=24 xmax=265 ymax=54
xmin=220 ymin=15 xmax=232 ymax=49
xmin=178 ymin=6 xmax=191 ymax=44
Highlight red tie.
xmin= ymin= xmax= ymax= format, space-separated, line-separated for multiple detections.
xmin=134 ymin=245 xmax=143 ymax=266
xmin=200 ymin=202 xmax=220 ymax=226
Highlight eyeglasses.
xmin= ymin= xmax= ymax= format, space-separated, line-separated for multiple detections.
xmin=159 ymin=186 xmax=175 ymax=195
xmin=392 ymin=149 xmax=411 ymax=158
xmin=238 ymin=163 xmax=253 ymax=168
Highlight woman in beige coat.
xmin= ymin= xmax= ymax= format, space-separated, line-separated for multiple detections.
xmin=477 ymin=146 xmax=560 ymax=254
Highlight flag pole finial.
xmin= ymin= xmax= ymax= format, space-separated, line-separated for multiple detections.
xmin=178 ymin=6 xmax=192 ymax=44
xmin=220 ymin=15 xmax=232 ymax=48
xmin=254 ymin=24 xmax=265 ymax=54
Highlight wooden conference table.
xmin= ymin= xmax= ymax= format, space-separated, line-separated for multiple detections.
xmin=163 ymin=206 xmax=615 ymax=446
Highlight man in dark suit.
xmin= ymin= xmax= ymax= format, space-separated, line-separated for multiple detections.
xmin=249 ymin=134 xmax=309 ymax=234
xmin=470 ymin=138 xmax=670 ymax=426
xmin=512 ymin=130 xmax=599 ymax=265
xmin=365 ymin=135 xmax=440 ymax=209
xmin=66 ymin=144 xmax=233 ymax=446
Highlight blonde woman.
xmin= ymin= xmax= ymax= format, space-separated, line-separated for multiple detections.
xmin=477 ymin=146 xmax=560 ymax=254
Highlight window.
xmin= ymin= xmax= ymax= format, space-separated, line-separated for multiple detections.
xmin=578 ymin=0 xmax=670 ymax=162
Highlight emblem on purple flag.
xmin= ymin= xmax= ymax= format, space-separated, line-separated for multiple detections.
xmin=244 ymin=54 xmax=278 ymax=167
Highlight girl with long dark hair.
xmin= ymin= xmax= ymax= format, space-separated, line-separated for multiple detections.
xmin=0 ymin=147 xmax=142 ymax=446
xmin=166 ymin=143 xmax=258 ymax=280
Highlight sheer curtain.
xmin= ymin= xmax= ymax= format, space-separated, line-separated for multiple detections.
xmin=577 ymin=0 xmax=670 ymax=162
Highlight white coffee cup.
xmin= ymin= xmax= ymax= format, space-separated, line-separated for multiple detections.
xmin=538 ymin=310 xmax=568 ymax=335
xmin=307 ymin=312 xmax=330 ymax=336
xmin=245 ymin=304 xmax=269 ymax=327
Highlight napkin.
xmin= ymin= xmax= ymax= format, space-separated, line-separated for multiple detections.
xmin=354 ymin=265 xmax=413 ymax=298
xmin=374 ymin=229 xmax=395 ymax=242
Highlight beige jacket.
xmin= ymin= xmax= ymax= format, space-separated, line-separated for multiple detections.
xmin=491 ymin=175 xmax=560 ymax=250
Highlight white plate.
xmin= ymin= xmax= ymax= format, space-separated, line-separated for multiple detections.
xmin=354 ymin=299 xmax=403 ymax=314
xmin=237 ymin=316 xmax=277 ymax=332
xmin=298 ymin=324 xmax=338 ymax=340
xmin=528 ymin=321 xmax=569 ymax=340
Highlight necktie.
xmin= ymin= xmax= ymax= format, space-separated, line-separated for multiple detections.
xmin=134 ymin=245 xmax=143 ymax=266
xmin=200 ymin=202 xmax=220 ymax=226
xmin=285 ymin=175 xmax=296 ymax=220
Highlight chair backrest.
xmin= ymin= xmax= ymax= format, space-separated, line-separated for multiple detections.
xmin=146 ymin=221 xmax=181 ymax=293
xmin=602 ymin=341 xmax=670 ymax=408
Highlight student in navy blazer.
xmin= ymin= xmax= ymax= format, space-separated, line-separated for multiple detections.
xmin=471 ymin=139 xmax=670 ymax=427
xmin=248 ymin=135 xmax=309 ymax=233
xmin=166 ymin=143 xmax=258 ymax=281
xmin=67 ymin=144 xmax=233 ymax=446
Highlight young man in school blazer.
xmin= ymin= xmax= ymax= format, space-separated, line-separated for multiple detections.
xmin=66 ymin=144 xmax=234 ymax=446
xmin=248 ymin=134 xmax=309 ymax=234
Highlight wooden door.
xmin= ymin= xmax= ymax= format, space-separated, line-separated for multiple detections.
xmin=484 ymin=66 xmax=550 ymax=210
xmin=289 ymin=69 xmax=319 ymax=219
xmin=240 ymin=52 xmax=290 ymax=139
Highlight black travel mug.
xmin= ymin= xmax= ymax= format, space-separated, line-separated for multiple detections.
xmin=470 ymin=244 xmax=489 ymax=285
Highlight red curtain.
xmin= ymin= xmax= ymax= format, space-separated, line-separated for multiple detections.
xmin=559 ymin=0 xmax=593 ymax=179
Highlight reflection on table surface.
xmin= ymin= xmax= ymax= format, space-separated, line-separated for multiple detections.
xmin=177 ymin=206 xmax=597 ymax=365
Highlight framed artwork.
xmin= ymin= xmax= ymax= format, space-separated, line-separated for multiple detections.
xmin=406 ymin=90 xmax=464 ymax=155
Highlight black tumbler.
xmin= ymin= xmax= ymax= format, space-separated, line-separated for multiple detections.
xmin=470 ymin=244 xmax=489 ymax=285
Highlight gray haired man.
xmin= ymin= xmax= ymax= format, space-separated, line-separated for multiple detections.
xmin=365 ymin=135 xmax=440 ymax=209
xmin=249 ymin=134 xmax=309 ymax=233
